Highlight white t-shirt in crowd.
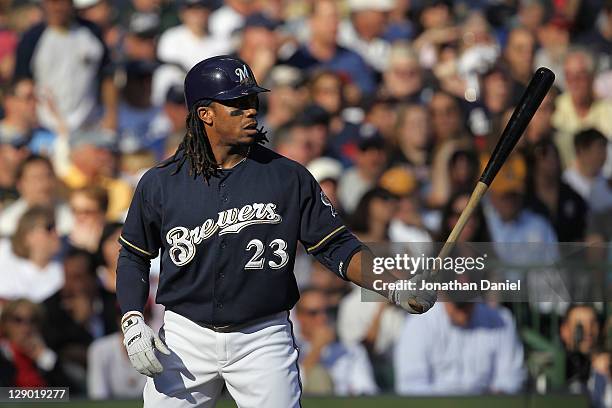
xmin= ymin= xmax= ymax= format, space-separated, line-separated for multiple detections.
xmin=563 ymin=168 xmax=612 ymax=212
xmin=0 ymin=239 xmax=64 ymax=302
xmin=208 ymin=5 xmax=244 ymax=47
xmin=87 ymin=332 xmax=147 ymax=400
xmin=157 ymin=25 xmax=232 ymax=71
xmin=337 ymin=285 xmax=405 ymax=355
xmin=0 ymin=199 xmax=73 ymax=238
xmin=31 ymin=25 xmax=106 ymax=132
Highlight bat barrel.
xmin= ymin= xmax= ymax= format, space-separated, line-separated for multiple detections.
xmin=479 ymin=67 xmax=555 ymax=186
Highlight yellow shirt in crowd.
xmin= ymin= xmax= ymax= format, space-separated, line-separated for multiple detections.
xmin=552 ymin=93 xmax=612 ymax=168
xmin=62 ymin=165 xmax=133 ymax=222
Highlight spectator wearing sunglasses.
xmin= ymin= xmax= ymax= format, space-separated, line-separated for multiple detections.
xmin=0 ymin=206 xmax=62 ymax=303
xmin=67 ymin=186 xmax=108 ymax=257
xmin=0 ymin=299 xmax=69 ymax=387
xmin=294 ymin=287 xmax=378 ymax=396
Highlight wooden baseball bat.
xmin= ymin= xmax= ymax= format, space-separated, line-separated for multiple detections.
xmin=433 ymin=67 xmax=555 ymax=271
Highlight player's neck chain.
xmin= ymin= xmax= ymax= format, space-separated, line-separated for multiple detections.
xmin=217 ymin=146 xmax=251 ymax=170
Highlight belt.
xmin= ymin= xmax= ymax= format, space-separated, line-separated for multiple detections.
xmin=196 ymin=312 xmax=287 ymax=333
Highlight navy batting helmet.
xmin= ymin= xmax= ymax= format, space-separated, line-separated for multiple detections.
xmin=184 ymin=55 xmax=269 ymax=111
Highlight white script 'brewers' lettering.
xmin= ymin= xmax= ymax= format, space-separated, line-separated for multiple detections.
xmin=166 ymin=202 xmax=282 ymax=266
xmin=166 ymin=227 xmax=196 ymax=266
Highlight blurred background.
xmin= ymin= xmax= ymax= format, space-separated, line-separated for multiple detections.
xmin=0 ymin=0 xmax=611 ymax=406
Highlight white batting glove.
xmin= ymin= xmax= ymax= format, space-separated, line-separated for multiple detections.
xmin=121 ymin=311 xmax=170 ymax=377
xmin=388 ymin=274 xmax=437 ymax=314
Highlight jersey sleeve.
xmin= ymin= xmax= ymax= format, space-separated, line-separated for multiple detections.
xmin=80 ymin=18 xmax=113 ymax=78
xmin=298 ymin=168 xmax=362 ymax=280
xmin=119 ymin=170 xmax=162 ymax=258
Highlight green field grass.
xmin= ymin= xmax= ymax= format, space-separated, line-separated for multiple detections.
xmin=0 ymin=394 xmax=589 ymax=408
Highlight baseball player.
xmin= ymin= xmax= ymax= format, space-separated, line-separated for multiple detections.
xmin=116 ymin=55 xmax=436 ymax=407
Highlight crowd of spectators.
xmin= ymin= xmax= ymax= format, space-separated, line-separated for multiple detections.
xmin=0 ymin=0 xmax=611 ymax=403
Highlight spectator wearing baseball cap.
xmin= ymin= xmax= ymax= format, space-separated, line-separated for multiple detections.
xmin=148 ymin=84 xmax=188 ymax=160
xmin=337 ymin=124 xmax=387 ymax=215
xmin=307 ymin=157 xmax=344 ymax=215
xmin=295 ymin=104 xmax=331 ymax=159
xmin=123 ymin=11 xmax=160 ymax=61
xmin=116 ymin=59 xmax=161 ymax=157
xmin=482 ymin=153 xmax=558 ymax=246
xmin=338 ymin=0 xmax=395 ymax=73
xmin=73 ymin=0 xmax=124 ymax=62
xmin=379 ymin=166 xmax=433 ymax=244
xmin=234 ymin=13 xmax=281 ymax=87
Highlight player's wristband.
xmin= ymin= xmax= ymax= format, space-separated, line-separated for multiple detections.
xmin=121 ymin=311 xmax=144 ymax=333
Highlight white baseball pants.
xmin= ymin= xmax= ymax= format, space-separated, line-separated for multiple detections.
xmin=143 ymin=310 xmax=302 ymax=407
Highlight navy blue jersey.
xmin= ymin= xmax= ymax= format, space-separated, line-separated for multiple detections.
xmin=118 ymin=144 xmax=362 ymax=325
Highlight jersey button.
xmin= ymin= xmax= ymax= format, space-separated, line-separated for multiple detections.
xmin=218 ymin=272 xmax=224 ymax=279
xmin=223 ymin=197 xmax=229 ymax=202
xmin=220 ymin=183 xmax=226 ymax=188
xmin=216 ymin=302 xmax=223 ymax=309
xmin=221 ymin=241 xmax=227 ymax=248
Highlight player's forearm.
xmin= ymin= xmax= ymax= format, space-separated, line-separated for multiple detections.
xmin=116 ymin=247 xmax=151 ymax=314
xmin=346 ymin=249 xmax=397 ymax=299
xmin=347 ymin=249 xmax=436 ymax=314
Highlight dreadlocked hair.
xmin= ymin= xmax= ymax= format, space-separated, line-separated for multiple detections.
xmin=158 ymin=99 xmax=269 ymax=182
